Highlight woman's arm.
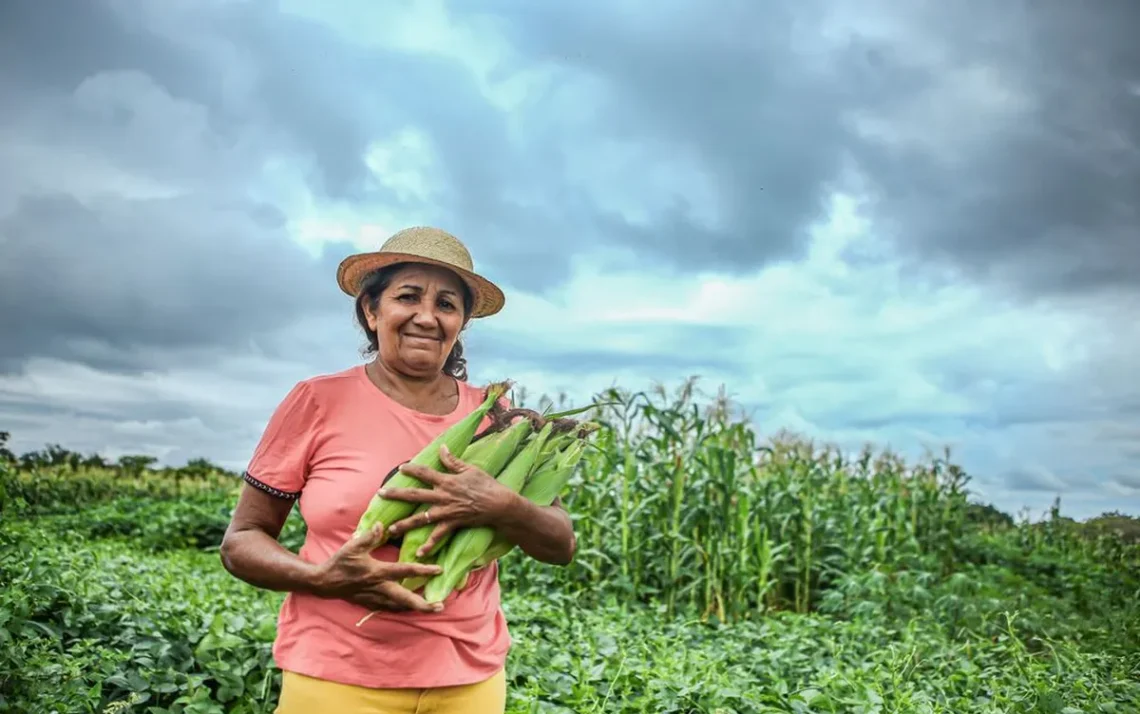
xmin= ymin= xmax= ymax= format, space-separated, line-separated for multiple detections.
xmin=219 ymin=485 xmax=324 ymax=593
xmin=220 ymin=485 xmax=445 ymax=612
xmin=489 ymin=493 xmax=576 ymax=565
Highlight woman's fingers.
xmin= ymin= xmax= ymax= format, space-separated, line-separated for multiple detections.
xmin=376 ymin=486 xmax=445 ymax=504
xmin=356 ymin=593 xmax=409 ymax=612
xmin=371 ymin=597 xmax=408 ymax=612
xmin=374 ymin=559 xmax=443 ymax=581
xmin=437 ymin=444 xmax=469 ymax=473
xmin=389 ymin=505 xmax=457 ymax=536
xmin=396 ymin=462 xmax=446 ymax=484
xmin=351 ymin=580 xmax=444 ymax=613
xmin=416 ymin=522 xmax=455 ymax=558
xmin=345 ymin=522 xmax=386 ymax=552
xmin=378 ymin=582 xmax=443 ymax=613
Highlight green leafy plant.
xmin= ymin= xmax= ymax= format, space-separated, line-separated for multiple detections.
xmin=1 ymin=379 xmax=1137 ymax=713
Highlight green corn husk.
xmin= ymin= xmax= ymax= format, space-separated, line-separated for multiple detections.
xmin=396 ymin=417 xmax=535 ymax=571
xmin=533 ymin=431 xmax=571 ymax=466
xmin=398 ymin=551 xmax=439 ymax=593
xmin=444 ymin=423 xmax=596 ymax=593
xmin=454 ymin=568 xmax=472 ymax=592
xmin=352 ymin=381 xmax=509 ymax=543
xmin=473 ymin=439 xmax=586 ymax=569
xmin=421 ymin=423 xmax=554 ymax=603
xmin=444 ymin=437 xmax=575 ymax=593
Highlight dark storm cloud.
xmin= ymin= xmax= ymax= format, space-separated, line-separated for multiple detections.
xmin=0 ymin=0 xmax=570 ymax=301
xmin=5 ymin=0 xmax=1134 ymax=313
xmin=451 ymin=0 xmax=1140 ymax=299
xmin=0 ymin=0 xmax=514 ymax=371
xmin=449 ymin=0 xmax=859 ymax=275
xmin=0 ymin=0 xmax=517 ymax=200
xmin=0 ymin=0 xmax=200 ymax=99
xmin=215 ymin=4 xmax=519 ymax=205
xmin=1113 ymin=472 xmax=1140 ymax=490
xmin=846 ymin=1 xmax=1140 ymax=298
xmin=0 ymin=0 xmax=866 ymax=293
xmin=0 ymin=392 xmax=198 ymax=425
xmin=0 ymin=192 xmax=340 ymax=372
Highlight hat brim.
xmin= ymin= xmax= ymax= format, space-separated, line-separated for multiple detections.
xmin=336 ymin=251 xmax=505 ymax=318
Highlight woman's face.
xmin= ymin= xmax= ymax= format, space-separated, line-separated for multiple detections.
xmin=366 ymin=264 xmax=468 ymax=378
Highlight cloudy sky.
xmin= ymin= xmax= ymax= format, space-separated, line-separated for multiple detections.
xmin=1 ymin=0 xmax=1137 ymax=520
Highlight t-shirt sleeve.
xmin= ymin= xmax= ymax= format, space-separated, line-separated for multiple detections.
xmin=243 ymin=380 xmax=321 ymax=500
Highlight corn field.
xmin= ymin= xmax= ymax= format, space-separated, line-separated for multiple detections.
xmin=2 ymin=385 xmax=1139 ymax=713
xmin=506 ymin=380 xmax=1136 ymax=622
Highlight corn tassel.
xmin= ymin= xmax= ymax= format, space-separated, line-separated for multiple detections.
xmin=352 ymin=381 xmax=508 ymax=543
xmin=421 ymin=423 xmax=554 ymax=603
xmin=396 ymin=417 xmax=534 ymax=576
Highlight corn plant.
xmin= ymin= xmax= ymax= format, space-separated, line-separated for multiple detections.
xmin=510 ymin=380 xmax=984 ymax=621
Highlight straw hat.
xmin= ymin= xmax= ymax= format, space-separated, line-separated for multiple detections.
xmin=336 ymin=226 xmax=505 ymax=318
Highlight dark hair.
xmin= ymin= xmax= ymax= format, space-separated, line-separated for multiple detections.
xmin=354 ymin=262 xmax=474 ymax=381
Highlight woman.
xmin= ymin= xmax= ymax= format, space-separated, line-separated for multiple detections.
xmin=219 ymin=226 xmax=577 ymax=713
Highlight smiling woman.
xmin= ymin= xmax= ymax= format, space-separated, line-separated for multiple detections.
xmin=355 ymin=261 xmax=473 ymax=388
xmin=218 ymin=227 xmax=577 ymax=714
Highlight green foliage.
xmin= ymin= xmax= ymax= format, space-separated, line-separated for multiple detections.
xmin=505 ymin=381 xmax=1138 ymax=622
xmin=1 ymin=380 xmax=1138 ymax=713
xmin=0 ymin=457 xmax=237 ymax=516
xmin=33 ymin=495 xmax=307 ymax=553
xmin=0 ymin=523 xmax=281 ymax=714
xmin=2 ymin=517 xmax=1137 ymax=714
xmin=966 ymin=501 xmax=1016 ymax=529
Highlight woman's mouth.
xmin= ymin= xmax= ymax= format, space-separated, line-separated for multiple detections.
xmin=402 ymin=333 xmax=440 ymax=343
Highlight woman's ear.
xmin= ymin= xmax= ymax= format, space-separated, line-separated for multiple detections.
xmin=359 ymin=295 xmax=379 ymax=331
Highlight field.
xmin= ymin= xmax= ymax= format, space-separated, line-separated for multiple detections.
xmin=2 ymin=381 xmax=1138 ymax=713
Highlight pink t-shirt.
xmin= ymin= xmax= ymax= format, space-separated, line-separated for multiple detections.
xmin=243 ymin=364 xmax=510 ymax=689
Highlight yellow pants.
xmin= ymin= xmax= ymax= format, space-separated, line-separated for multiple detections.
xmin=274 ymin=668 xmax=506 ymax=714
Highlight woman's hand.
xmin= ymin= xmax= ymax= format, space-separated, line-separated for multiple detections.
xmin=382 ymin=445 xmax=518 ymax=557
xmin=312 ymin=523 xmax=445 ymax=613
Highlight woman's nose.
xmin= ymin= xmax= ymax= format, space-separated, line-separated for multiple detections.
xmin=411 ymin=306 xmax=437 ymax=325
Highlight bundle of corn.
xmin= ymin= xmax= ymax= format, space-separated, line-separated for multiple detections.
xmin=419 ymin=419 xmax=597 ymax=604
xmin=395 ymin=412 xmax=546 ymax=591
xmin=472 ymin=433 xmax=590 ymax=569
xmin=352 ymin=386 xmax=599 ymax=625
xmin=396 ymin=414 xmax=539 ymax=565
xmin=353 ymin=381 xmax=510 ymax=543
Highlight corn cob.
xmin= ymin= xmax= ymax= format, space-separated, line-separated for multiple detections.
xmin=532 ymin=431 xmax=572 ymax=469
xmin=352 ymin=381 xmax=508 ymax=543
xmin=419 ymin=433 xmax=574 ymax=593
xmin=472 ymin=439 xmax=586 ymax=569
xmin=396 ymin=417 xmax=534 ymax=569
xmin=421 ymin=422 xmax=554 ymax=603
xmin=397 ymin=551 xmax=439 ymax=593
xmin=451 ymin=428 xmax=593 ymax=592
xmin=449 ymin=443 xmax=581 ymax=592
